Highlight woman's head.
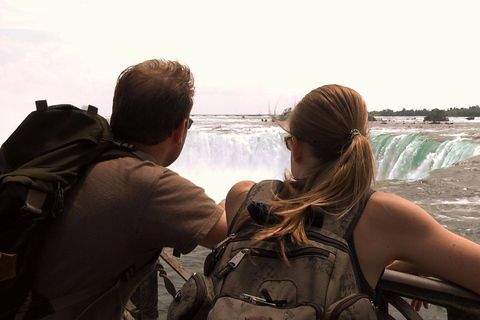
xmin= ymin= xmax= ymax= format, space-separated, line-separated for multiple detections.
xmin=233 ymin=84 xmax=375 ymax=253
xmin=281 ymin=84 xmax=375 ymax=212
xmin=287 ymin=84 xmax=369 ymax=163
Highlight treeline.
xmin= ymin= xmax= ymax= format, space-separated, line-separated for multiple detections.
xmin=369 ymin=105 xmax=480 ymax=117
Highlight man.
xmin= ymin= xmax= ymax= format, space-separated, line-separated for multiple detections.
xmin=23 ymin=59 xmax=227 ymax=319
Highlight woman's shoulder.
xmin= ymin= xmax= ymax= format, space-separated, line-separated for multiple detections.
xmin=368 ymin=191 xmax=420 ymax=213
xmin=363 ymin=191 xmax=438 ymax=235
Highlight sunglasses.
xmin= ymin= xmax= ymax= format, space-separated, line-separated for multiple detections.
xmin=284 ymin=135 xmax=293 ymax=150
xmin=187 ymin=118 xmax=194 ymax=129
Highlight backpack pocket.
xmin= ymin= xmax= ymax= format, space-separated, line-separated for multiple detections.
xmin=167 ymin=273 xmax=214 ymax=320
xmin=207 ymin=294 xmax=322 ymax=320
xmin=325 ymin=293 xmax=376 ymax=320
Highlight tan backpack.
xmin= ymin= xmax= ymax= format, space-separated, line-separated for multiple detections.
xmin=168 ymin=180 xmax=377 ymax=320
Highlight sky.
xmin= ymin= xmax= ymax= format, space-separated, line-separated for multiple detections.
xmin=1 ymin=0 xmax=480 ymax=141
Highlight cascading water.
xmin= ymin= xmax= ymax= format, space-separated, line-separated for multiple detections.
xmin=170 ymin=116 xmax=480 ymax=201
xmin=371 ymin=134 xmax=480 ymax=180
xmin=163 ymin=116 xmax=480 ymax=320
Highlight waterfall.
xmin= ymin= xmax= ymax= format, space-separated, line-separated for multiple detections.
xmin=168 ymin=116 xmax=480 ymax=202
xmin=372 ymin=134 xmax=480 ymax=180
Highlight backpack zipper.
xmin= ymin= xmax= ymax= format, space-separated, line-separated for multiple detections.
xmin=239 ymin=293 xmax=278 ymax=307
xmin=215 ymin=248 xmax=250 ymax=279
xmin=224 ymin=231 xmax=349 ymax=254
xmin=306 ymin=231 xmax=362 ymax=285
xmin=212 ymin=233 xmax=237 ymax=252
xmin=306 ymin=231 xmax=350 ymax=253
xmin=217 ymin=231 xmax=360 ymax=282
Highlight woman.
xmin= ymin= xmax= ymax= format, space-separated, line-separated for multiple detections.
xmin=225 ymin=84 xmax=480 ymax=308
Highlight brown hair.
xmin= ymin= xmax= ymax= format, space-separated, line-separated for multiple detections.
xmin=110 ymin=59 xmax=195 ymax=145
xmin=233 ymin=84 xmax=375 ymax=257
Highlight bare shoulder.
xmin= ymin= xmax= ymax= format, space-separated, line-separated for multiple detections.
xmin=365 ymin=191 xmax=435 ymax=227
xmin=225 ymin=180 xmax=256 ymax=226
xmin=359 ymin=191 xmax=442 ymax=253
xmin=352 ymin=191 xmax=425 ymax=286
xmin=368 ymin=191 xmax=420 ymax=211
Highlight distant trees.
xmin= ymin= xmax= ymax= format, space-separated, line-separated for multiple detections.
xmin=276 ymin=107 xmax=292 ymax=121
xmin=446 ymin=106 xmax=480 ymax=117
xmin=423 ymin=109 xmax=449 ymax=122
xmin=369 ymin=105 xmax=480 ymax=118
xmin=280 ymin=105 xmax=480 ymax=121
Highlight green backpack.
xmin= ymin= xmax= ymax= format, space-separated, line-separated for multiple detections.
xmin=0 ymin=101 xmax=135 ymax=319
xmin=167 ymin=180 xmax=378 ymax=320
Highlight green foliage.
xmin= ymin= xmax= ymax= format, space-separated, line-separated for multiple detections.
xmin=369 ymin=105 xmax=480 ymax=118
xmin=446 ymin=106 xmax=480 ymax=117
xmin=424 ymin=109 xmax=449 ymax=122
xmin=277 ymin=107 xmax=292 ymax=121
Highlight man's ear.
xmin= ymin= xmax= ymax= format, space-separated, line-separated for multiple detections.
xmin=172 ymin=119 xmax=187 ymax=145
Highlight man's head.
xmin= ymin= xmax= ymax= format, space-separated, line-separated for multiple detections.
xmin=110 ymin=59 xmax=195 ymax=145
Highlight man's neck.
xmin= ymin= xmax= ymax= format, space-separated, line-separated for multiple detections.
xmin=134 ymin=140 xmax=175 ymax=167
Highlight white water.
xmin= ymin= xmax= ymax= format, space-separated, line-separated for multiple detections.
xmin=170 ymin=115 xmax=480 ymax=202
xmin=164 ymin=115 xmax=480 ymax=320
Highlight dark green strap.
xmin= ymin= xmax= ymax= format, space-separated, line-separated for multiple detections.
xmin=95 ymin=141 xmax=155 ymax=164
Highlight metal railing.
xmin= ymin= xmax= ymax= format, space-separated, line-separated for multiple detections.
xmin=128 ymin=255 xmax=480 ymax=319
xmin=378 ymin=269 xmax=480 ymax=320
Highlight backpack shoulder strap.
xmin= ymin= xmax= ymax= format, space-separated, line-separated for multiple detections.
xmin=226 ymin=180 xmax=283 ymax=235
xmin=95 ymin=141 xmax=156 ymax=164
xmin=232 ymin=180 xmax=376 ymax=242
xmin=326 ymin=189 xmax=376 ymax=241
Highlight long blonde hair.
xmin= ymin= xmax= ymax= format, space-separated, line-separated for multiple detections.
xmin=233 ymin=84 xmax=375 ymax=256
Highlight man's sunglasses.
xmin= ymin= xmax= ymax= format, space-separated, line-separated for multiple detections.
xmin=187 ymin=118 xmax=194 ymax=129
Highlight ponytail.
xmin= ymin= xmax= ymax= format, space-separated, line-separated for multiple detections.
xmin=232 ymin=84 xmax=376 ymax=260
xmin=251 ymin=132 xmax=374 ymax=257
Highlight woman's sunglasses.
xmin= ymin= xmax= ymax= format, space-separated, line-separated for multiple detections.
xmin=284 ymin=135 xmax=293 ymax=151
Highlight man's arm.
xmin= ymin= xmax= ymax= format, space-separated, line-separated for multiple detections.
xmin=199 ymin=182 xmax=253 ymax=249
xmin=198 ymin=211 xmax=227 ymax=249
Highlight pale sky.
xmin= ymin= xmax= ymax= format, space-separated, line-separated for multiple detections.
xmin=1 ymin=0 xmax=480 ymax=141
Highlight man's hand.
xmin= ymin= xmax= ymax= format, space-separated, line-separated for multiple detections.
xmin=411 ymin=299 xmax=429 ymax=312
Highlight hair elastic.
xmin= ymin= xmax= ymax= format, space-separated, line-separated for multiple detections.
xmin=346 ymin=129 xmax=361 ymax=146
